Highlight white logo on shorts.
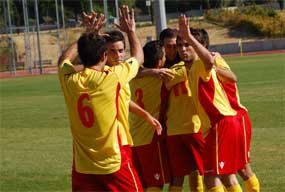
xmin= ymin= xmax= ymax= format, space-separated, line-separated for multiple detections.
xmin=219 ymin=161 xmax=225 ymax=169
xmin=154 ymin=173 xmax=160 ymax=180
xmin=205 ymin=169 xmax=214 ymax=173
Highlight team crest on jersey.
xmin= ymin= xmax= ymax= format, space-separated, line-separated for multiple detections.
xmin=154 ymin=173 xmax=160 ymax=180
xmin=128 ymin=60 xmax=133 ymax=64
xmin=219 ymin=161 xmax=225 ymax=169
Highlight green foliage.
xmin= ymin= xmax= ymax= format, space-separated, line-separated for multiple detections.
xmin=9 ymin=1 xmax=21 ymax=26
xmin=119 ymin=0 xmax=135 ymax=8
xmin=237 ymin=4 xmax=277 ymax=17
xmin=79 ymin=0 xmax=90 ymax=13
xmin=205 ymin=5 xmax=285 ymax=37
xmin=39 ymin=0 xmax=56 ymax=18
xmin=0 ymin=3 xmax=4 ymax=27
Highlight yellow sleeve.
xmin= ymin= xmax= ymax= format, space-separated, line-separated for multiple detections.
xmin=165 ymin=62 xmax=187 ymax=90
xmin=111 ymin=57 xmax=139 ymax=86
xmin=214 ymin=56 xmax=233 ymax=82
xmin=215 ymin=56 xmax=231 ymax=70
xmin=58 ymin=59 xmax=76 ymax=76
xmin=194 ymin=60 xmax=212 ymax=82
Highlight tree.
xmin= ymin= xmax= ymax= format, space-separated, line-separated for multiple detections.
xmin=277 ymin=0 xmax=284 ymax=9
xmin=8 ymin=1 xmax=21 ymax=26
xmin=119 ymin=0 xmax=135 ymax=7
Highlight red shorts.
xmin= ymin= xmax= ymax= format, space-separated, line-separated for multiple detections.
xmin=166 ymin=132 xmax=205 ymax=176
xmin=132 ymin=134 xmax=171 ymax=187
xmin=235 ymin=110 xmax=252 ymax=170
xmin=204 ymin=115 xmax=243 ymax=176
xmin=72 ymin=145 xmax=143 ymax=192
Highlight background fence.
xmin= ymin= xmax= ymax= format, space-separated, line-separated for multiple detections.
xmin=0 ymin=0 xmax=284 ymax=74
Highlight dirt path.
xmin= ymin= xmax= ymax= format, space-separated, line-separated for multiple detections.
xmin=1 ymin=49 xmax=284 ymax=79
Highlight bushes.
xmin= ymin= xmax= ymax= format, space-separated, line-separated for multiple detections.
xmin=237 ymin=4 xmax=277 ymax=17
xmin=205 ymin=5 xmax=285 ymax=38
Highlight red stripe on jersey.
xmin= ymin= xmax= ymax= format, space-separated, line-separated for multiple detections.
xmin=198 ymin=77 xmax=223 ymax=125
xmin=116 ymin=83 xmax=121 ymax=118
xmin=159 ymin=83 xmax=169 ymax=136
xmin=220 ymin=81 xmax=245 ymax=110
xmin=219 ymin=81 xmax=244 ymax=111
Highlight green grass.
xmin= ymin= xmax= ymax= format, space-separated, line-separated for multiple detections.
xmin=0 ymin=75 xmax=72 ymax=192
xmin=1 ymin=53 xmax=284 ymax=191
xmin=224 ymin=53 xmax=285 ymax=191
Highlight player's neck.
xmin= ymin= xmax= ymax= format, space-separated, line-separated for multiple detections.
xmin=89 ymin=62 xmax=105 ymax=72
xmin=184 ymin=59 xmax=194 ymax=69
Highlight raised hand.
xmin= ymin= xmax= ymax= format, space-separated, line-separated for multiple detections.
xmin=116 ymin=5 xmax=136 ymax=33
xmin=178 ymin=14 xmax=190 ymax=40
xmin=82 ymin=11 xmax=106 ymax=34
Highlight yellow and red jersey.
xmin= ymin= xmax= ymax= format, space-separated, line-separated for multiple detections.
xmin=129 ymin=77 xmax=164 ymax=146
xmin=188 ymin=59 xmax=237 ymax=135
xmin=58 ymin=58 xmax=139 ymax=175
xmin=117 ymin=84 xmax=133 ymax=146
xmin=165 ymin=62 xmax=201 ymax=136
xmin=215 ymin=56 xmax=246 ymax=111
xmin=106 ymin=64 xmax=133 ymax=146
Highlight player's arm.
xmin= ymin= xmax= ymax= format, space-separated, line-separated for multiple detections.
xmin=215 ymin=66 xmax=237 ymax=82
xmin=136 ymin=67 xmax=174 ymax=81
xmin=58 ymin=10 xmax=106 ymax=67
xmin=116 ymin=5 xmax=143 ymax=65
xmin=212 ymin=52 xmax=237 ymax=82
xmin=178 ymin=15 xmax=215 ymax=71
xmin=164 ymin=65 xmax=187 ymax=89
xmin=129 ymin=100 xmax=162 ymax=135
xmin=58 ymin=41 xmax=78 ymax=66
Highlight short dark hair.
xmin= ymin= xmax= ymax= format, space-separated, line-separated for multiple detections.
xmin=77 ymin=32 xmax=107 ymax=67
xmin=190 ymin=28 xmax=210 ymax=49
xmin=159 ymin=28 xmax=177 ymax=42
xmin=105 ymin=30 xmax=126 ymax=49
xmin=143 ymin=40 xmax=164 ymax=68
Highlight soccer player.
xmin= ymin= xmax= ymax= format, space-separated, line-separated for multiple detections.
xmin=137 ymin=28 xmax=205 ymax=191
xmin=135 ymin=28 xmax=178 ymax=81
xmin=57 ymin=6 xmax=144 ymax=191
xmin=159 ymin=28 xmax=180 ymax=68
xmin=136 ymin=41 xmax=205 ymax=191
xmin=213 ymin=56 xmax=260 ymax=192
xmin=197 ymin=27 xmax=260 ymax=192
xmin=178 ymin=15 xmax=243 ymax=192
xmin=129 ymin=40 xmax=171 ymax=191
xmin=163 ymin=46 xmax=205 ymax=192
xmin=104 ymin=30 xmax=162 ymax=151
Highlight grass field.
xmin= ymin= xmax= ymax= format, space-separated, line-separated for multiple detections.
xmin=1 ymin=53 xmax=284 ymax=191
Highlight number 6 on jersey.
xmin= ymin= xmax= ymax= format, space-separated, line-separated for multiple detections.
xmin=77 ymin=93 xmax=95 ymax=128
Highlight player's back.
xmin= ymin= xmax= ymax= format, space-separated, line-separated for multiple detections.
xmin=214 ymin=56 xmax=247 ymax=111
xmin=188 ymin=59 xmax=237 ymax=134
xmin=59 ymin=61 xmax=122 ymax=175
xmin=129 ymin=76 xmax=163 ymax=146
xmin=165 ymin=62 xmax=201 ymax=135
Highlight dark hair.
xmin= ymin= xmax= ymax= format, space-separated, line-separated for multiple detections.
xmin=159 ymin=28 xmax=177 ymax=42
xmin=77 ymin=32 xmax=107 ymax=67
xmin=190 ymin=28 xmax=210 ymax=49
xmin=143 ymin=40 xmax=164 ymax=68
xmin=105 ymin=30 xmax=126 ymax=49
